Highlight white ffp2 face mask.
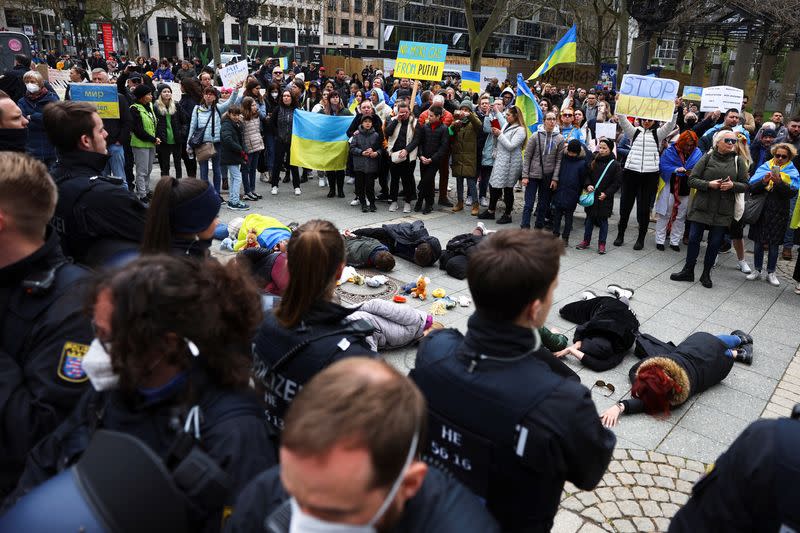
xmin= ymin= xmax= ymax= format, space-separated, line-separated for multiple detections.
xmin=25 ymin=83 xmax=40 ymax=93
xmin=82 ymin=338 xmax=120 ymax=391
xmin=288 ymin=432 xmax=420 ymax=533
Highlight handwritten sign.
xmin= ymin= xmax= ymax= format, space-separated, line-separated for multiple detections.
xmin=394 ymin=41 xmax=448 ymax=81
xmin=219 ymin=59 xmax=249 ymax=88
xmin=69 ymin=83 xmax=120 ymax=119
xmin=616 ymin=74 xmax=678 ymax=122
xmin=595 ymin=122 xmax=617 ymax=141
xmin=700 ymin=85 xmax=744 ymax=113
xmin=682 ymin=85 xmax=703 ymax=101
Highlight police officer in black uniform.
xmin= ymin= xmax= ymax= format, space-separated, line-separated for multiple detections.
xmin=252 ymin=220 xmax=375 ymax=435
xmin=669 ymin=405 xmax=800 ymax=532
xmin=0 ymin=152 xmax=92 ymax=498
xmin=44 ymin=101 xmax=146 ymax=268
xmin=411 ymin=229 xmax=616 ymax=532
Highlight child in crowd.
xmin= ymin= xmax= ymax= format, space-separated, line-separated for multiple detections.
xmin=552 ymin=139 xmax=590 ymax=245
xmin=576 ymin=138 xmax=622 ymax=254
xmin=240 ymin=96 xmax=265 ymax=202
xmin=342 ymin=230 xmax=396 ymax=272
xmin=349 ymin=114 xmax=382 ymax=212
xmin=220 ymin=104 xmax=248 ymax=210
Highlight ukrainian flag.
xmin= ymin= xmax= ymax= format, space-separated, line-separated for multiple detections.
xmin=290 ymin=110 xmax=355 ymax=171
xmin=279 ymin=57 xmax=290 ymax=70
xmin=515 ymin=73 xmax=543 ymax=134
xmin=529 ymin=25 xmax=577 ymax=80
xmin=461 ymin=70 xmax=481 ymax=93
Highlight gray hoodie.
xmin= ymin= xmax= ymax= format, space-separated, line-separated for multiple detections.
xmin=522 ymin=125 xmax=565 ymax=181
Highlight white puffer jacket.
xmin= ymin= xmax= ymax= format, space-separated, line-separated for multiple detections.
xmin=617 ymin=112 xmax=677 ymax=173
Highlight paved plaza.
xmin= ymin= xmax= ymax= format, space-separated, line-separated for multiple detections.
xmin=203 ymin=168 xmax=799 ymax=532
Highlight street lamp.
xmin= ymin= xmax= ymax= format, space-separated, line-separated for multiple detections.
xmin=627 ymin=0 xmax=679 ymax=74
xmin=224 ymin=0 xmax=259 ymax=61
xmin=59 ymin=0 xmax=86 ymax=53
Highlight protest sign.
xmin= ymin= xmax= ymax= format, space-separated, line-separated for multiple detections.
xmin=69 ymin=83 xmax=120 ymax=119
xmin=682 ymin=85 xmax=703 ymax=101
xmin=616 ymin=74 xmax=679 ymax=122
xmin=219 ymin=59 xmax=249 ymax=88
xmin=595 ymin=122 xmax=617 ymax=141
xmin=461 ymin=70 xmax=481 ymax=93
xmin=700 ymin=85 xmax=744 ymax=113
xmin=394 ymin=41 xmax=448 ymax=81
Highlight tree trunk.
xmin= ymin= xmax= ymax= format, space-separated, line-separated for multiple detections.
xmin=240 ymin=20 xmax=248 ymax=60
xmin=617 ymin=0 xmax=628 ymax=76
xmin=126 ymin=26 xmax=139 ymax=57
xmin=779 ymin=47 xmax=800 ymax=115
xmin=469 ymin=35 xmax=485 ymax=72
xmin=753 ymin=52 xmax=778 ymax=117
xmin=210 ymin=23 xmax=222 ymax=75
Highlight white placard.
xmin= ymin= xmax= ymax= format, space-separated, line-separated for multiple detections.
xmin=595 ymin=122 xmax=617 ymax=140
xmin=700 ymin=85 xmax=744 ymax=113
xmin=218 ymin=59 xmax=249 ymax=88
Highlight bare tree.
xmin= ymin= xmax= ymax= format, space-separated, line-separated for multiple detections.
xmin=463 ymin=0 xmax=543 ymax=71
xmin=89 ymin=0 xmax=167 ymax=57
xmin=562 ymin=0 xmax=617 ymax=71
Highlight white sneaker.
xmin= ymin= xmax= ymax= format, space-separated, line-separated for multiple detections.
xmin=294 ymin=188 xmax=302 ymax=196
xmin=403 ymin=202 xmax=412 ymax=213
xmin=389 ymin=201 xmax=398 ymax=212
xmin=795 ymin=282 xmax=800 ymax=295
xmin=447 ymin=184 xmax=452 ymax=192
xmin=480 ymin=196 xmax=489 ymax=207
xmin=259 ymin=172 xmax=269 ymax=183
xmin=580 ymin=290 xmax=597 ymax=300
xmin=465 ymin=195 xmax=473 ymax=205
xmin=767 ymin=272 xmax=780 ymax=286
xmin=319 ymin=177 xmax=327 ymax=187
xmin=476 ymin=222 xmax=488 ymax=235
xmin=738 ymin=260 xmax=752 ymax=274
xmin=271 ymin=186 xmax=278 ymax=195
xmin=350 ymin=198 xmax=360 ymax=206
xmin=607 ymin=284 xmax=635 ymax=300
xmin=346 ymin=176 xmax=355 ymax=184
xmin=746 ymin=270 xmax=761 ymax=281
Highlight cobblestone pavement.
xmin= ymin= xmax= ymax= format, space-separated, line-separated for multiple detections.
xmin=192 ymin=166 xmax=798 ymax=533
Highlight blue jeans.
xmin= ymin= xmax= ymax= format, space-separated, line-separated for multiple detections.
xmin=225 ymin=164 xmax=243 ymax=203
xmin=785 ymin=195 xmax=797 ymax=250
xmin=552 ymin=205 xmax=576 ymax=239
xmin=105 ymin=143 xmax=127 ymax=189
xmin=753 ymin=243 xmax=779 ymax=273
xmin=685 ymin=223 xmax=727 ymax=269
xmin=716 ymin=334 xmax=742 ymax=358
xmin=583 ymin=216 xmax=608 ymax=244
xmin=521 ymin=176 xmax=552 ymax=228
xmin=456 ymin=177 xmax=478 ymax=203
xmin=199 ymin=143 xmax=222 ymax=193
xmin=243 ymin=151 xmax=260 ymax=194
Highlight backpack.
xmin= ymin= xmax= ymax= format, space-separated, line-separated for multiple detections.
xmin=631 ymin=127 xmax=664 ymax=155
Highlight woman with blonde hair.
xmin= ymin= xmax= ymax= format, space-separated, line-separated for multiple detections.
xmin=154 ymin=84 xmax=184 ymax=179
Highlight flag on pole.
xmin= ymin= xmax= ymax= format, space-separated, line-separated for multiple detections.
xmin=461 ymin=70 xmax=481 ymax=93
xmin=515 ymin=73 xmax=543 ymax=134
xmin=290 ymin=110 xmax=355 ymax=171
xmin=528 ymin=24 xmax=577 ymax=80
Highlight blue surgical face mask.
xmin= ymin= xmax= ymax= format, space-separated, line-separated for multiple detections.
xmin=288 ymin=431 xmax=419 ymax=533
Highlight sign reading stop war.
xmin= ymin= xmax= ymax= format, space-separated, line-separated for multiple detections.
xmin=700 ymin=85 xmax=744 ymax=113
xmin=394 ymin=41 xmax=448 ymax=81
xmin=616 ymin=74 xmax=679 ymax=122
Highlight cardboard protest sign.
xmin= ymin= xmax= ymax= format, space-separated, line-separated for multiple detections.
xmin=595 ymin=122 xmax=617 ymax=141
xmin=69 ymin=83 xmax=120 ymax=119
xmin=682 ymin=85 xmax=703 ymax=101
xmin=219 ymin=59 xmax=249 ymax=88
xmin=394 ymin=41 xmax=448 ymax=81
xmin=700 ymin=85 xmax=744 ymax=113
xmin=616 ymin=74 xmax=679 ymax=122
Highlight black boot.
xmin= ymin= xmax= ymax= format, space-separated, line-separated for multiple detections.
xmin=414 ymin=198 xmax=424 ymax=212
xmin=327 ymin=186 xmax=336 ymax=198
xmin=699 ymin=266 xmax=713 ymax=288
xmin=670 ymin=263 xmax=695 ymax=282
xmin=337 ymin=175 xmax=345 ymax=198
xmin=633 ymin=228 xmax=647 ymax=250
xmin=734 ymin=343 xmax=753 ymax=365
xmin=613 ymin=227 xmax=626 ymax=247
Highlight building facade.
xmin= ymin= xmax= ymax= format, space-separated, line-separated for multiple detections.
xmin=323 ymin=0 xmax=380 ymax=50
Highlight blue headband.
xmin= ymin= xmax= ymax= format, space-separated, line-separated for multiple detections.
xmin=170 ymin=184 xmax=221 ymax=234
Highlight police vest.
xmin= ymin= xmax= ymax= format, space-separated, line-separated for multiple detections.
xmin=253 ymin=314 xmax=374 ymax=434
xmin=410 ymin=329 xmax=562 ymax=522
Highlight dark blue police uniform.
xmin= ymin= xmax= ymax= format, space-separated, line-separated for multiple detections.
xmin=0 ymin=229 xmax=92 ymax=497
xmin=669 ymin=412 xmax=800 ymax=532
xmin=411 ymin=311 xmax=616 ymax=532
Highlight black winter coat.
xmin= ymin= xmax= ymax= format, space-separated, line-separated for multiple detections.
xmin=415 ymin=122 xmax=449 ymax=165
xmin=553 ymin=148 xmax=591 ymax=211
xmin=439 ymin=233 xmax=483 ymax=280
xmin=155 ymin=105 xmax=186 ymax=146
xmin=220 ymin=118 xmax=245 ymax=165
xmin=355 ymin=221 xmax=442 ymax=266
xmin=622 ymin=332 xmax=733 ymax=414
xmin=178 ymin=95 xmax=200 ymax=140
xmin=748 ymin=179 xmax=798 ymax=245
xmin=583 ymin=155 xmax=622 ymax=219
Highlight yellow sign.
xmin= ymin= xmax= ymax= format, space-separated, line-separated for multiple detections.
xmin=394 ymin=41 xmax=448 ymax=81
xmin=616 ymin=74 xmax=679 ymax=122
xmin=69 ymin=83 xmax=121 ymax=119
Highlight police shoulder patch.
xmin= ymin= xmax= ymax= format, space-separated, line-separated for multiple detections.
xmin=57 ymin=341 xmax=90 ymax=383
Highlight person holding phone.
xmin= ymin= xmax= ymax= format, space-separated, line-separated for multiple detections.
xmin=671 ymin=130 xmax=749 ymax=288
xmin=745 ymin=143 xmax=800 ymax=286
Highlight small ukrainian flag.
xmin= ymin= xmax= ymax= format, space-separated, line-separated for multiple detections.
xmin=290 ymin=110 xmax=355 ymax=171
xmin=279 ymin=57 xmax=290 ymax=71
xmin=529 ymin=25 xmax=577 ymax=80
xmin=461 ymin=70 xmax=481 ymax=93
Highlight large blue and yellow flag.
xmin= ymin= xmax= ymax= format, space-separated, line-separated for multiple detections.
xmin=529 ymin=24 xmax=577 ymax=80
xmin=290 ymin=110 xmax=355 ymax=171
xmin=515 ymin=73 xmax=543 ymax=134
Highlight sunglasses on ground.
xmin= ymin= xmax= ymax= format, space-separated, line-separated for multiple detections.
xmin=591 ymin=380 xmax=616 ymax=397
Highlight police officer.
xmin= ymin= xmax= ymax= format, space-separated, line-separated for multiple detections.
xmin=44 ymin=101 xmax=146 ymax=268
xmin=411 ymin=229 xmax=616 ymax=532
xmin=0 ymin=152 xmax=92 ymax=498
xmin=669 ymin=405 xmax=800 ymax=532
xmin=252 ymin=220 xmax=375 ymax=435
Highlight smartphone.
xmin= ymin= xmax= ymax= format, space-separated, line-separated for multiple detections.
xmin=491 ymin=118 xmax=501 ymax=129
